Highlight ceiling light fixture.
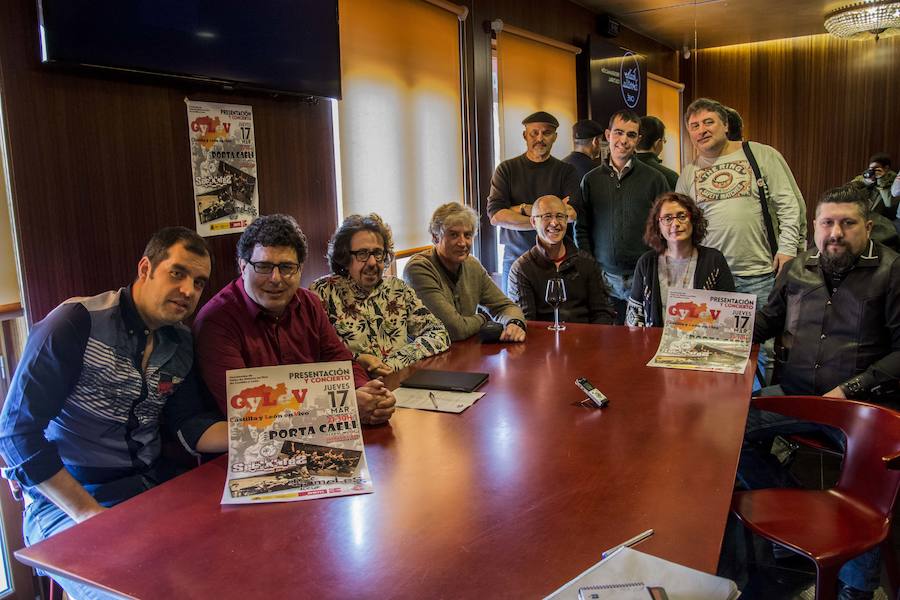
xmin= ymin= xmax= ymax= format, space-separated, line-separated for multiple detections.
xmin=824 ymin=0 xmax=900 ymax=41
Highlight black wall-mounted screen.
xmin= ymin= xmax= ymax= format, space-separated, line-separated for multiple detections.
xmin=588 ymin=36 xmax=646 ymax=125
xmin=37 ymin=0 xmax=342 ymax=99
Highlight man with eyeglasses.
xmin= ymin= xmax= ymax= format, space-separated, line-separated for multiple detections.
xmin=311 ymin=214 xmax=449 ymax=376
xmin=508 ymin=195 xmax=614 ymax=324
xmin=194 ymin=214 xmax=396 ymax=425
xmin=577 ymin=109 xmax=670 ymax=323
xmin=487 ymin=111 xmax=581 ymax=293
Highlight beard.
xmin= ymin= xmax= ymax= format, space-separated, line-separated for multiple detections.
xmin=819 ymin=241 xmax=860 ymax=274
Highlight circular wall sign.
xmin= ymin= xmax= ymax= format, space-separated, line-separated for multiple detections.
xmin=620 ymin=51 xmax=641 ymax=109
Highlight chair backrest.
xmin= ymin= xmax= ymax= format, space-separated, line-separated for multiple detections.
xmin=752 ymin=395 xmax=900 ymax=517
xmin=387 ymin=245 xmax=431 ymax=279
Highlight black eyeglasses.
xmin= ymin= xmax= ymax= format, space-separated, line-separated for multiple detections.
xmin=246 ymin=260 xmax=301 ymax=276
xmin=658 ymin=212 xmax=690 ymax=226
xmin=349 ymin=248 xmax=387 ymax=263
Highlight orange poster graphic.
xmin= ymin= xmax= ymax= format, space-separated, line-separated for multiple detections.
xmin=222 ymin=362 xmax=373 ymax=505
xmin=648 ymin=288 xmax=756 ymax=374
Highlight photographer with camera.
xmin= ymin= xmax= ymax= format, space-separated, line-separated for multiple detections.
xmin=851 ymin=153 xmax=898 ymax=219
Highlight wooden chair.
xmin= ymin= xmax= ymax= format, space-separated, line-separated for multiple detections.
xmin=732 ymin=395 xmax=900 ymax=600
xmin=386 ymin=245 xmax=431 ymax=279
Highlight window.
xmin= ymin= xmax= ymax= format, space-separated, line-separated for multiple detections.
xmin=490 ymin=23 xmax=579 ymax=268
xmin=337 ymin=0 xmax=466 ymax=251
xmin=494 ymin=27 xmax=578 ymax=163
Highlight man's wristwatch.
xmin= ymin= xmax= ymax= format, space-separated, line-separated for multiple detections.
xmin=508 ymin=318 xmax=527 ymax=330
xmin=842 ymin=377 xmax=864 ymax=397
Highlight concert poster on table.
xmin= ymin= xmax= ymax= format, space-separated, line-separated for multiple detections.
xmin=222 ymin=361 xmax=374 ymax=505
xmin=185 ymin=99 xmax=259 ymax=237
xmin=647 ymin=288 xmax=757 ymax=374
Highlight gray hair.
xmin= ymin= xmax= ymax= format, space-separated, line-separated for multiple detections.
xmin=428 ymin=202 xmax=479 ymax=241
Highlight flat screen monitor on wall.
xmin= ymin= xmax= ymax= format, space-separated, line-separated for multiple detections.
xmin=36 ymin=0 xmax=342 ymax=99
xmin=588 ymin=36 xmax=646 ymax=125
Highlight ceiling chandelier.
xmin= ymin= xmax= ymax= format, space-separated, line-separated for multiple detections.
xmin=824 ymin=0 xmax=900 ymax=40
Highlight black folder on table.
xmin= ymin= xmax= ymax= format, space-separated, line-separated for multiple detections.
xmin=399 ymin=369 xmax=489 ymax=393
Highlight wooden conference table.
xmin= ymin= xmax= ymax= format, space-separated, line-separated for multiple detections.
xmin=16 ymin=323 xmax=756 ymax=599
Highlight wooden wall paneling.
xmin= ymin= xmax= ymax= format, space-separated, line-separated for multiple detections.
xmin=615 ymin=27 xmax=679 ymax=81
xmin=0 ymin=0 xmax=338 ymax=323
xmin=684 ymin=34 xmax=900 ymax=235
xmin=0 ymin=0 xmax=676 ymax=313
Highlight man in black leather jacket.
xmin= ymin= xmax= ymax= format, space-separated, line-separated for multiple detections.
xmin=740 ymin=184 xmax=900 ymax=599
xmin=755 ymin=191 xmax=900 ymax=403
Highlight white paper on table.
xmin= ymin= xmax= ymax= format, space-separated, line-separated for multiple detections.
xmin=392 ymin=387 xmax=484 ymax=413
xmin=544 ymin=547 xmax=740 ymax=600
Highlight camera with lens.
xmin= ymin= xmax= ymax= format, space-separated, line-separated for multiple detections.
xmin=863 ymin=168 xmax=877 ymax=180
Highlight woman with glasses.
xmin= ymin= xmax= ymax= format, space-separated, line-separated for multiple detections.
xmin=312 ymin=213 xmax=449 ymax=376
xmin=625 ymin=192 xmax=735 ymax=327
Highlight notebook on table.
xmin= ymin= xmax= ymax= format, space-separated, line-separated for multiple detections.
xmin=544 ymin=547 xmax=739 ymax=600
xmin=399 ymin=369 xmax=489 ymax=393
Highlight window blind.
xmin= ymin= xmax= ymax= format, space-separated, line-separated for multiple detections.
xmin=496 ymin=29 xmax=578 ymax=163
xmin=338 ymin=0 xmax=465 ymax=249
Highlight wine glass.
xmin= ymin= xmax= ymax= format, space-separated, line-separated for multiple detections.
xmin=545 ymin=278 xmax=567 ymax=331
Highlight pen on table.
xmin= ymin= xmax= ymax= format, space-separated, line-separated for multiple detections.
xmin=428 ymin=391 xmax=439 ymax=409
xmin=601 ymin=528 xmax=654 ymax=559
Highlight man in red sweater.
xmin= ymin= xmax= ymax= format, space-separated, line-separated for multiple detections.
xmin=193 ymin=214 xmax=395 ymax=425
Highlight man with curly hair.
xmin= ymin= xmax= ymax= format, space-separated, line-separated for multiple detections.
xmin=311 ymin=214 xmax=449 ymax=376
xmin=194 ymin=214 xmax=395 ymax=425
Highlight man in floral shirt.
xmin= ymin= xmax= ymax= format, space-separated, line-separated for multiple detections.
xmin=312 ymin=214 xmax=450 ymax=376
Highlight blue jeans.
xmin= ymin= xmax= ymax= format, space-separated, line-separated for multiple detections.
xmin=22 ymin=469 xmax=172 ymax=599
xmin=736 ymin=385 xmax=882 ymax=592
xmin=734 ymin=272 xmax=776 ymax=391
xmin=23 ymin=497 xmax=123 ymax=600
xmin=602 ymin=271 xmax=634 ymax=325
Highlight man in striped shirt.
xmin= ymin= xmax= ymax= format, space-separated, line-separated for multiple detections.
xmin=0 ymin=227 xmax=226 ymax=599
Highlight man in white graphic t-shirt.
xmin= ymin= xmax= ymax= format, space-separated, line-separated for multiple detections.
xmin=676 ymin=97 xmax=804 ymax=384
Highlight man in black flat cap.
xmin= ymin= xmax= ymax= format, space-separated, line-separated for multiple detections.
xmin=487 ymin=111 xmax=581 ymax=292
xmin=562 ymin=119 xmax=605 ymax=181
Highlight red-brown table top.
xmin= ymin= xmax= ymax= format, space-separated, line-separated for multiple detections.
xmin=16 ymin=323 xmax=756 ymax=599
